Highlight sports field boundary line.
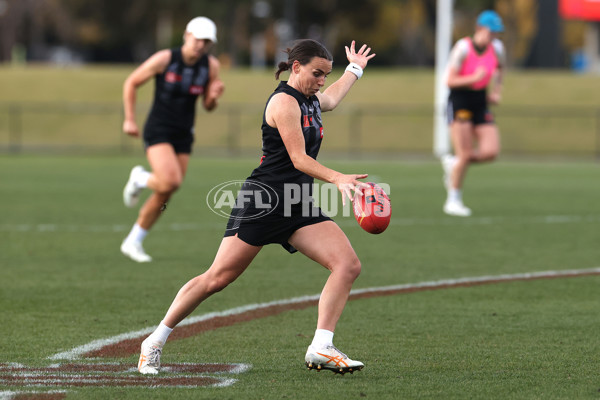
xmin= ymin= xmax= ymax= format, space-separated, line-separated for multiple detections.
xmin=0 ymin=390 xmax=67 ymax=400
xmin=49 ymin=266 xmax=600 ymax=361
xmin=4 ymin=213 xmax=600 ymax=234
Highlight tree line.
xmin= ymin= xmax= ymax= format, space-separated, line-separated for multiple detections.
xmin=0 ymin=0 xmax=586 ymax=68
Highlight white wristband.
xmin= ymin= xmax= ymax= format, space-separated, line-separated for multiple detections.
xmin=345 ymin=62 xmax=363 ymax=79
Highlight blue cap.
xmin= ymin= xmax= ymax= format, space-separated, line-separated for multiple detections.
xmin=476 ymin=10 xmax=504 ymax=33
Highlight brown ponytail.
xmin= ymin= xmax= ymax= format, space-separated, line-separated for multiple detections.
xmin=275 ymin=60 xmax=291 ymax=80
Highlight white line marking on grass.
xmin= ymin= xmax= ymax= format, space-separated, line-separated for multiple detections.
xmin=1 ymin=371 xmax=239 ymax=389
xmin=49 ymin=296 xmax=322 ymax=361
xmin=3 ymin=214 xmax=600 ymax=234
xmin=0 ymin=363 xmax=26 ymax=369
xmin=349 ymin=267 xmax=600 ymax=295
xmin=49 ymin=267 xmax=600 ymax=361
xmin=0 ymin=390 xmax=67 ymax=400
xmin=226 ymin=363 xmax=252 ymax=375
xmin=212 ymin=378 xmax=238 ymax=388
xmin=1 ymin=362 xmax=248 ymax=391
xmin=49 ymin=327 xmax=157 ymax=360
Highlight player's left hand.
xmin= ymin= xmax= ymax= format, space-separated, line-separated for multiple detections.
xmin=207 ymin=79 xmax=225 ymax=100
xmin=335 ymin=173 xmax=370 ymax=206
xmin=345 ymin=41 xmax=376 ymax=69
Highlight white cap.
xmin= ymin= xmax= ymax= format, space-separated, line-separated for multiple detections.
xmin=186 ymin=17 xmax=217 ymax=43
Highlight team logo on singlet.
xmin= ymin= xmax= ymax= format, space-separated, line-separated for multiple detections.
xmin=303 ymin=115 xmax=311 ymax=127
xmin=165 ymin=71 xmax=181 ymax=83
xmin=189 ymin=85 xmax=205 ymax=95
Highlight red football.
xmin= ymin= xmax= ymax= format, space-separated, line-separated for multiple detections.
xmin=353 ymin=182 xmax=391 ymax=234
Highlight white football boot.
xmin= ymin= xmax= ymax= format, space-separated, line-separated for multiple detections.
xmin=443 ymin=200 xmax=472 ymax=217
xmin=123 ymin=165 xmax=146 ymax=208
xmin=441 ymin=154 xmax=457 ymax=190
xmin=305 ymin=345 xmax=364 ymax=374
xmin=120 ymin=240 xmax=152 ymax=263
xmin=138 ymin=338 xmax=163 ymax=375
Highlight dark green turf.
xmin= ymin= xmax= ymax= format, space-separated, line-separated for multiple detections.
xmin=0 ymin=155 xmax=599 ymax=399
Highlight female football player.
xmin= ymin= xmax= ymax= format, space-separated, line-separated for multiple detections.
xmin=120 ymin=17 xmax=225 ymax=262
xmin=442 ymin=10 xmax=505 ymax=216
xmin=137 ymin=39 xmax=375 ymax=375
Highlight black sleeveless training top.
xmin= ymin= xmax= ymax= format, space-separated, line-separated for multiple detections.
xmin=146 ymin=48 xmax=210 ymax=131
xmin=249 ymin=81 xmax=324 ymax=194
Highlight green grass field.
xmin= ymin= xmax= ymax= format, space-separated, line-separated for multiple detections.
xmin=1 ymin=155 xmax=599 ymax=399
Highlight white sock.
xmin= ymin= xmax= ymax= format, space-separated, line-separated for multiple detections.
xmin=148 ymin=322 xmax=173 ymax=346
xmin=448 ymin=188 xmax=462 ymax=203
xmin=124 ymin=223 xmax=148 ymax=244
xmin=134 ymin=169 xmax=151 ymax=188
xmin=311 ymin=329 xmax=334 ymax=349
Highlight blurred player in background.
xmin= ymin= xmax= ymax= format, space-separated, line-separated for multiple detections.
xmin=442 ymin=10 xmax=505 ymax=217
xmin=137 ymin=39 xmax=375 ymax=375
xmin=120 ymin=17 xmax=225 ymax=262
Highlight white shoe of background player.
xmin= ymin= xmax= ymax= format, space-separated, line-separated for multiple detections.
xmin=123 ymin=165 xmax=146 ymax=208
xmin=443 ymin=200 xmax=472 ymax=217
xmin=120 ymin=240 xmax=152 ymax=263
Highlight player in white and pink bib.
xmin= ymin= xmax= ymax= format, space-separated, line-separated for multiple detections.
xmin=442 ymin=10 xmax=506 ymax=217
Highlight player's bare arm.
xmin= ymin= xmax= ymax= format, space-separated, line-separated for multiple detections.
xmin=203 ymin=55 xmax=225 ymax=111
xmin=488 ymin=67 xmax=503 ymax=104
xmin=318 ymin=41 xmax=375 ymax=112
xmin=446 ymin=65 xmax=486 ymax=89
xmin=267 ymin=93 xmax=367 ymax=204
xmin=122 ymin=50 xmax=171 ymax=137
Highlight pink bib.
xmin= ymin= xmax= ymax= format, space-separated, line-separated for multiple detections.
xmin=459 ymin=37 xmax=498 ymax=90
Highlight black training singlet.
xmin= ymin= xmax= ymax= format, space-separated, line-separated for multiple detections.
xmin=223 ymin=81 xmax=329 ymax=252
xmin=249 ymin=81 xmax=324 ymax=194
xmin=146 ymin=48 xmax=210 ymax=131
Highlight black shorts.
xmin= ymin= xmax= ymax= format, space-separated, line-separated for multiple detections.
xmin=447 ymin=89 xmax=494 ymax=126
xmin=143 ymin=123 xmax=194 ymax=154
xmin=222 ymin=180 xmax=332 ymax=253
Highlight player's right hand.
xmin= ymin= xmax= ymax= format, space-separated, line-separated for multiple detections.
xmin=207 ymin=78 xmax=225 ymax=100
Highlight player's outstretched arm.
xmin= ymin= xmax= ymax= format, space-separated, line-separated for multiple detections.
xmin=317 ymin=41 xmax=375 ymax=112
